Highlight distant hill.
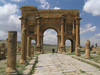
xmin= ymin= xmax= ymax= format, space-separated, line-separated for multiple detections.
xmin=0 ymin=40 xmax=57 ymax=46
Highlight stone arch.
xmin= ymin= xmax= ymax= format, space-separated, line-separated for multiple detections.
xmin=42 ymin=28 xmax=58 ymax=53
xmin=65 ymin=38 xmax=75 ymax=52
xmin=40 ymin=25 xmax=59 ymax=35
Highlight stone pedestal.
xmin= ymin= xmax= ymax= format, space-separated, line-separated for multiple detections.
xmin=85 ymin=40 xmax=91 ymax=59
xmin=95 ymin=43 xmax=97 ymax=48
xmin=19 ymin=28 xmax=27 ymax=65
xmin=6 ymin=31 xmax=19 ymax=75
xmin=31 ymin=45 xmax=34 ymax=56
xmin=59 ymin=45 xmax=65 ymax=53
xmin=75 ymin=45 xmax=80 ymax=56
xmin=96 ymin=49 xmax=100 ymax=55
xmin=36 ymin=45 xmax=40 ymax=53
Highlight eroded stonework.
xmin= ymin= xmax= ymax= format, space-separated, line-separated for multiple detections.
xmin=20 ymin=6 xmax=82 ymax=53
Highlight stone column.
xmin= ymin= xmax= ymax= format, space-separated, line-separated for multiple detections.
xmin=95 ymin=43 xmax=97 ymax=48
xmin=27 ymin=37 xmax=31 ymax=59
xmin=85 ymin=40 xmax=91 ymax=59
xmin=57 ymin=35 xmax=61 ymax=53
xmin=6 ymin=31 xmax=18 ymax=74
xmin=0 ymin=47 xmax=1 ymax=59
xmin=19 ymin=28 xmax=27 ymax=65
xmin=40 ymin=35 xmax=43 ymax=53
xmin=59 ymin=15 xmax=65 ymax=52
xmin=91 ymin=45 xmax=94 ymax=48
xmin=5 ymin=38 xmax=8 ymax=56
xmin=75 ymin=44 xmax=80 ymax=56
xmin=70 ymin=43 xmax=72 ymax=52
xmin=36 ymin=15 xmax=41 ymax=52
xmin=31 ymin=45 xmax=34 ymax=56
xmin=73 ymin=20 xmax=75 ymax=34
xmin=75 ymin=17 xmax=82 ymax=46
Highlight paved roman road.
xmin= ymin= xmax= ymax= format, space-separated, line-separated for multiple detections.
xmin=32 ymin=53 xmax=100 ymax=75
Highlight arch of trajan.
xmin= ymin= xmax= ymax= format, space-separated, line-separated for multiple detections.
xmin=19 ymin=6 xmax=82 ymax=55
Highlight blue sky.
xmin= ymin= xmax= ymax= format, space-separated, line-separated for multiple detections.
xmin=0 ymin=0 xmax=100 ymax=46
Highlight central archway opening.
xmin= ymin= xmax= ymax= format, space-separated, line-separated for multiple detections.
xmin=43 ymin=29 xmax=57 ymax=53
xmin=65 ymin=39 xmax=73 ymax=52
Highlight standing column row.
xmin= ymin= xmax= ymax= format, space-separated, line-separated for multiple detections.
xmin=19 ymin=17 xmax=27 ymax=65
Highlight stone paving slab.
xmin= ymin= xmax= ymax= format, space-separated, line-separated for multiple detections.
xmin=73 ymin=55 xmax=100 ymax=68
xmin=23 ymin=56 xmax=37 ymax=75
xmin=32 ymin=53 xmax=100 ymax=75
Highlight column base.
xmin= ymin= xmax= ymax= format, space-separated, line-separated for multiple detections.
xmin=36 ymin=45 xmax=40 ymax=53
xmin=6 ymin=68 xmax=19 ymax=75
xmin=19 ymin=59 xmax=28 ymax=65
xmin=59 ymin=46 xmax=65 ymax=53
xmin=27 ymin=56 xmax=32 ymax=59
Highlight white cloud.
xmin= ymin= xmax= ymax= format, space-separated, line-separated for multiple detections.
xmin=43 ymin=29 xmax=57 ymax=45
xmin=10 ymin=0 xmax=25 ymax=2
xmin=83 ymin=0 xmax=100 ymax=16
xmin=35 ymin=0 xmax=50 ymax=9
xmin=0 ymin=3 xmax=21 ymax=41
xmin=54 ymin=7 xmax=60 ymax=9
xmin=80 ymin=23 xmax=97 ymax=34
xmin=65 ymin=40 xmax=71 ymax=46
xmin=0 ymin=0 xmax=6 ymax=3
xmin=81 ymin=33 xmax=100 ymax=46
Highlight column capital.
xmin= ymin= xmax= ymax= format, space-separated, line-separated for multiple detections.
xmin=59 ymin=14 xmax=65 ymax=25
xmin=74 ymin=17 xmax=82 ymax=20
xmin=22 ymin=28 xmax=27 ymax=32
xmin=57 ymin=35 xmax=61 ymax=37
xmin=36 ymin=15 xmax=41 ymax=25
xmin=40 ymin=34 xmax=44 ymax=37
xmin=28 ymin=36 xmax=31 ymax=39
xmin=19 ymin=16 xmax=27 ymax=21
xmin=36 ymin=14 xmax=42 ymax=19
xmin=74 ymin=17 xmax=82 ymax=25
xmin=59 ymin=14 xmax=65 ymax=19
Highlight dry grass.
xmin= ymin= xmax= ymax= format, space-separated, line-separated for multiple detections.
xmin=0 ymin=52 xmax=33 ymax=75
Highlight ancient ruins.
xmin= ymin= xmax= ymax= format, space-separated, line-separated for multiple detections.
xmin=19 ymin=6 xmax=82 ymax=54
xmin=6 ymin=31 xmax=18 ymax=74
xmin=85 ymin=40 xmax=91 ymax=59
xmin=0 ymin=5 xmax=99 ymax=75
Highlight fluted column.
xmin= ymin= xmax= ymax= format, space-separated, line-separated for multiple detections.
xmin=61 ymin=19 xmax=64 ymax=46
xmin=27 ymin=37 xmax=31 ymax=59
xmin=59 ymin=15 xmax=65 ymax=53
xmin=57 ymin=35 xmax=60 ymax=53
xmin=75 ymin=17 xmax=82 ymax=46
xmin=73 ymin=20 xmax=75 ymax=34
xmin=36 ymin=15 xmax=41 ymax=52
xmin=19 ymin=17 xmax=27 ymax=65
